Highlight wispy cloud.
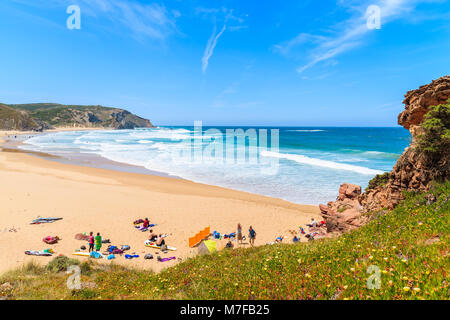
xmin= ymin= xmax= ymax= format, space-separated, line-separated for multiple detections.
xmin=274 ymin=0 xmax=440 ymax=74
xmin=200 ymin=8 xmax=246 ymax=74
xmin=202 ymin=24 xmax=227 ymax=74
xmin=12 ymin=0 xmax=179 ymax=40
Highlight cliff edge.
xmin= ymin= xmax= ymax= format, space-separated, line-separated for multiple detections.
xmin=320 ymin=76 xmax=450 ymax=234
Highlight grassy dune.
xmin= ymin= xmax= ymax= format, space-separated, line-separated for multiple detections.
xmin=1 ymin=181 xmax=448 ymax=300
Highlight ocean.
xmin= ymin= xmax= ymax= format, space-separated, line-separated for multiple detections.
xmin=20 ymin=126 xmax=411 ymax=205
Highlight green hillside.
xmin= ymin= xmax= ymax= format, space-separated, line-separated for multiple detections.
xmin=1 ymin=103 xmax=154 ymax=130
xmin=1 ymin=181 xmax=448 ymax=300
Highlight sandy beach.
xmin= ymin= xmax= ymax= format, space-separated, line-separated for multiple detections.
xmin=0 ymin=129 xmax=320 ymax=275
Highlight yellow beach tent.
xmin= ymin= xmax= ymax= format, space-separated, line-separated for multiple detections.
xmin=197 ymin=240 xmax=217 ymax=255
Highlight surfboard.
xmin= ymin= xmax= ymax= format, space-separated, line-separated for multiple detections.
xmin=72 ymin=252 xmax=106 ymax=258
xmin=144 ymin=240 xmax=176 ymax=251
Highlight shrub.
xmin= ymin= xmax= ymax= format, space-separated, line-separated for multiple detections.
xmin=46 ymin=256 xmax=80 ymax=273
xmin=416 ymin=101 xmax=450 ymax=174
xmin=366 ymin=172 xmax=391 ymax=191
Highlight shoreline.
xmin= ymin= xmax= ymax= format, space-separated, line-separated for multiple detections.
xmin=0 ymin=128 xmax=321 ymax=275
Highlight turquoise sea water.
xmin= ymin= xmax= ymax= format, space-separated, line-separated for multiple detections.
xmin=21 ymin=127 xmax=411 ymax=205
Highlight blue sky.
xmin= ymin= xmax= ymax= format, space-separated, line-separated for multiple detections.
xmin=0 ymin=0 xmax=449 ymax=126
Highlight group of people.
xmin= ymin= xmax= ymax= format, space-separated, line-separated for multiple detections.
xmin=88 ymin=232 xmax=103 ymax=252
xmin=234 ymin=223 xmax=256 ymax=246
xmin=148 ymin=229 xmax=166 ymax=247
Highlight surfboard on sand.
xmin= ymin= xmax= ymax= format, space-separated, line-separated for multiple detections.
xmin=144 ymin=240 xmax=176 ymax=251
xmin=72 ymin=252 xmax=106 ymax=258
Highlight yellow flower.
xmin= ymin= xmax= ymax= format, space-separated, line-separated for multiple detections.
xmin=413 ymin=288 xmax=421 ymax=292
xmin=401 ymin=259 xmax=408 ymax=263
xmin=343 ymin=285 xmax=348 ymax=289
xmin=350 ymin=268 xmax=355 ymax=272
xmin=369 ymin=256 xmax=373 ymax=260
xmin=403 ymin=287 xmax=410 ymax=292
xmin=251 ymin=291 xmax=255 ymax=295
xmin=382 ymin=270 xmax=388 ymax=274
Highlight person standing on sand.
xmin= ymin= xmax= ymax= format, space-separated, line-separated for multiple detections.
xmin=237 ymin=223 xmax=243 ymax=245
xmin=94 ymin=232 xmax=102 ymax=252
xmin=249 ymin=226 xmax=256 ymax=246
xmin=88 ymin=232 xmax=95 ymax=252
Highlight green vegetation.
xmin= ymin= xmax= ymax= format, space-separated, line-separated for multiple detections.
xmin=366 ymin=172 xmax=391 ymax=191
xmin=0 ymin=104 xmax=41 ymax=131
xmin=0 ymin=103 xmax=153 ymax=130
xmin=416 ymin=101 xmax=450 ymax=176
xmin=1 ymin=181 xmax=448 ymax=300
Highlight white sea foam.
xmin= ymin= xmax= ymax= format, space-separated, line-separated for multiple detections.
xmin=260 ymin=151 xmax=383 ymax=175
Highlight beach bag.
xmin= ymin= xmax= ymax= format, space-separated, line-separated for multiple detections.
xmin=90 ymin=251 xmax=102 ymax=259
xmin=112 ymin=248 xmax=124 ymax=255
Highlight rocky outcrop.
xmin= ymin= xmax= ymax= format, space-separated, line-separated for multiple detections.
xmin=320 ymin=76 xmax=450 ymax=233
xmin=319 ymin=183 xmax=366 ymax=234
xmin=1 ymin=103 xmax=154 ymax=130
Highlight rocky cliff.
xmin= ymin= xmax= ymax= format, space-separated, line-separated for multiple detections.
xmin=319 ymin=76 xmax=450 ymax=234
xmin=0 ymin=103 xmax=154 ymax=131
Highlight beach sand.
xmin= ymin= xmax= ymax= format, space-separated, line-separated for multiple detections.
xmin=0 ymin=130 xmax=320 ymax=274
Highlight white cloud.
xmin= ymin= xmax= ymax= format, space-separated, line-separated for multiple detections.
xmin=200 ymin=8 xmax=246 ymax=74
xmin=202 ymin=24 xmax=227 ymax=74
xmin=275 ymin=0 xmax=437 ymax=74
xmin=12 ymin=0 xmax=178 ymax=40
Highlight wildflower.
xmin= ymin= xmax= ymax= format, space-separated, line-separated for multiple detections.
xmin=383 ymin=257 xmax=388 ymax=261
xmin=382 ymin=270 xmax=388 ymax=274
xmin=388 ymin=280 xmax=393 ymax=286
xmin=369 ymin=256 xmax=373 ymax=260
xmin=403 ymin=287 xmax=410 ymax=292
xmin=402 ymin=276 xmax=408 ymax=280
xmin=413 ymin=288 xmax=421 ymax=292
xmin=343 ymin=285 xmax=348 ymax=289
xmin=392 ymin=246 xmax=396 ymax=249
xmin=401 ymin=259 xmax=408 ymax=263
xmin=350 ymin=268 xmax=355 ymax=272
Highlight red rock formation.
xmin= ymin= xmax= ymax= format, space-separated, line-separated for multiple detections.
xmin=320 ymin=76 xmax=450 ymax=233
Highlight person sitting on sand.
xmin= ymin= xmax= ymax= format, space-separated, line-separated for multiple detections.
xmin=94 ymin=232 xmax=102 ymax=251
xmin=275 ymin=236 xmax=284 ymax=243
xmin=143 ymin=218 xmax=150 ymax=229
xmin=225 ymin=240 xmax=234 ymax=249
xmin=156 ymin=234 xmax=166 ymax=247
xmin=307 ymin=218 xmax=317 ymax=228
xmin=249 ymin=226 xmax=256 ymax=246
xmin=148 ymin=229 xmax=157 ymax=241
xmin=293 ymin=236 xmax=300 ymax=243
xmin=88 ymin=232 xmax=95 ymax=252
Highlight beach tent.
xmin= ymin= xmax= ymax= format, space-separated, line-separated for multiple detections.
xmin=197 ymin=240 xmax=217 ymax=255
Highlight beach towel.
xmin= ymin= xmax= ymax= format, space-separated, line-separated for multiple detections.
xmin=25 ymin=250 xmax=52 ymax=256
xmin=111 ymin=248 xmax=124 ymax=255
xmin=31 ymin=217 xmax=62 ymax=225
xmin=107 ymin=254 xmax=115 ymax=260
xmin=107 ymin=246 xmax=117 ymax=253
xmin=157 ymin=256 xmax=176 ymax=262
xmin=125 ymin=254 xmax=139 ymax=259
xmin=133 ymin=219 xmax=144 ymax=225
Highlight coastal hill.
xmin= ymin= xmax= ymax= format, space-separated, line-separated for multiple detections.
xmin=0 ymin=103 xmax=154 ymax=131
